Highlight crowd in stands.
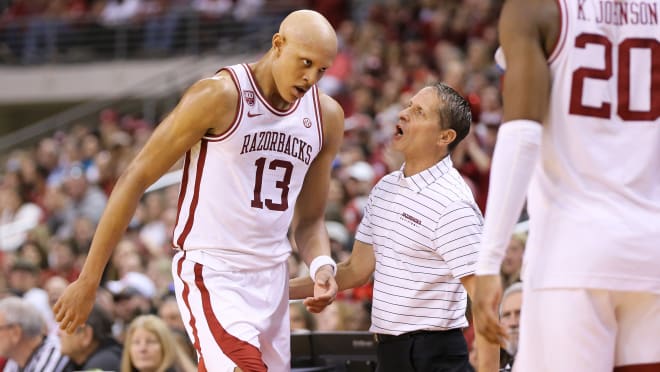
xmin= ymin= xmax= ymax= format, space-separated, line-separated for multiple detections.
xmin=0 ymin=0 xmax=527 ymax=370
xmin=0 ymin=0 xmax=299 ymax=63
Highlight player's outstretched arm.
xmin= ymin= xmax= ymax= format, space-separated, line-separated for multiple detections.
xmin=474 ymin=0 xmax=556 ymax=345
xmin=53 ymin=75 xmax=239 ymax=333
xmin=290 ymin=93 xmax=344 ymax=311
xmin=291 ymin=240 xmax=376 ymax=313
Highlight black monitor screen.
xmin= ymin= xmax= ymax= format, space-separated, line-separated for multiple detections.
xmin=291 ymin=332 xmax=377 ymax=372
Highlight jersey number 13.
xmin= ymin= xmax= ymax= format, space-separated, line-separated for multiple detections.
xmin=251 ymin=157 xmax=293 ymax=211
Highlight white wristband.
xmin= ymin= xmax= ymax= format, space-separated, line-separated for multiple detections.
xmin=309 ymin=255 xmax=337 ymax=282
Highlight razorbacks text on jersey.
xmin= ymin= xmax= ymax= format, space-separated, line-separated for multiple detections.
xmin=172 ymin=63 xmax=324 ymax=270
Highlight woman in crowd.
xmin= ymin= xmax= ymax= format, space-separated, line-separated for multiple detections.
xmin=121 ymin=314 xmax=196 ymax=372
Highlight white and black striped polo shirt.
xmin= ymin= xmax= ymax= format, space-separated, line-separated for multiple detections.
xmin=3 ymin=334 xmax=69 ymax=372
xmin=355 ymin=156 xmax=483 ymax=336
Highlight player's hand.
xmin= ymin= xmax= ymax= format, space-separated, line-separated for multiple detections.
xmin=473 ymin=274 xmax=508 ymax=345
xmin=53 ymin=278 xmax=98 ymax=334
xmin=302 ymin=265 xmax=338 ymax=313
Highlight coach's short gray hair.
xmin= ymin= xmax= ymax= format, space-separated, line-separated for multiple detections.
xmin=499 ymin=282 xmax=523 ymax=317
xmin=0 ymin=297 xmax=45 ymax=338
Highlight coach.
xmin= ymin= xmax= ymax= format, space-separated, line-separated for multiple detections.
xmin=291 ymin=83 xmax=499 ymax=372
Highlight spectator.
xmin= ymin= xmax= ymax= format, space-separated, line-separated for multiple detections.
xmin=146 ymin=257 xmax=174 ymax=300
xmin=7 ymin=259 xmax=55 ymax=331
xmin=325 ymin=220 xmax=350 ymax=260
xmin=312 ymin=300 xmax=348 ymax=332
xmin=499 ymin=282 xmax=522 ymax=371
xmin=157 ymin=294 xmax=185 ymax=334
xmin=107 ymin=272 xmax=156 ymax=340
xmin=99 ymin=0 xmax=142 ymax=27
xmin=191 ymin=0 xmax=232 ymax=17
xmin=142 ymin=0 xmax=181 ymax=55
xmin=15 ymin=241 xmax=48 ymax=272
xmin=342 ymin=300 xmax=371 ymax=331
xmin=0 ymin=296 xmax=69 ymax=371
xmin=121 ymin=314 xmax=196 ymax=372
xmin=191 ymin=0 xmax=233 ymax=50
xmin=61 ymin=162 xmax=108 ymax=228
xmin=20 ymin=0 xmax=66 ymax=64
xmin=43 ymin=275 xmax=69 ymax=309
xmin=0 ymin=187 xmax=43 ymax=251
xmin=157 ymin=294 xmax=196 ymax=365
xmin=232 ymin=0 xmax=262 ymax=22
xmin=108 ymin=239 xmax=146 ymax=281
xmin=500 ymin=232 xmax=526 ymax=289
xmin=71 ymin=215 xmax=95 ymax=254
xmin=60 ymin=304 xmax=122 ymax=372
xmin=289 ymin=301 xmax=315 ymax=333
xmin=42 ymin=238 xmax=81 ymax=284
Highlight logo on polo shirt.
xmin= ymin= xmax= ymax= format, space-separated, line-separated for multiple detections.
xmin=400 ymin=212 xmax=421 ymax=227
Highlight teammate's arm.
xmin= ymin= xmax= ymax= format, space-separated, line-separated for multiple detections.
xmin=473 ymin=0 xmax=557 ymax=344
xmin=290 ymin=93 xmax=344 ymax=309
xmin=53 ymin=75 xmax=239 ymax=333
xmin=291 ymin=240 xmax=376 ymax=313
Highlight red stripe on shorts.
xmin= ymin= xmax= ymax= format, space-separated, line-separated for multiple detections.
xmin=614 ymin=363 xmax=660 ymax=372
xmin=176 ymin=252 xmax=206 ymax=370
xmin=193 ymin=263 xmax=267 ymax=372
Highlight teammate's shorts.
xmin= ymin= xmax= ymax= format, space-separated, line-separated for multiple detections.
xmin=514 ymin=283 xmax=660 ymax=372
xmin=172 ymin=250 xmax=290 ymax=372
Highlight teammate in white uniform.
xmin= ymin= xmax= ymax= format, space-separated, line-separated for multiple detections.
xmin=474 ymin=0 xmax=660 ymax=371
xmin=54 ymin=10 xmax=344 ymax=372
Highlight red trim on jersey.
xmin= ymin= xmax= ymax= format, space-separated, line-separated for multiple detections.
xmin=197 ymin=358 xmax=207 ymax=372
xmin=312 ymin=86 xmax=324 ymax=151
xmin=548 ymin=0 xmax=568 ymax=64
xmin=241 ymin=63 xmax=301 ymax=116
xmin=193 ymin=263 xmax=267 ymax=372
xmin=613 ymin=363 xmax=660 ymax=372
xmin=176 ymin=141 xmax=208 ymax=248
xmin=176 ymin=252 xmax=205 ymax=369
xmin=204 ymin=67 xmax=244 ymax=142
xmin=173 ymin=151 xmax=191 ymax=249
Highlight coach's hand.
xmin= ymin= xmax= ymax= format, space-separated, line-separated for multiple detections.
xmin=53 ymin=277 xmax=98 ymax=334
xmin=303 ymin=266 xmax=338 ymax=313
xmin=473 ymin=274 xmax=508 ymax=345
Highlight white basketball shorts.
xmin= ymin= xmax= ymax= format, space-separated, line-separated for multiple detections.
xmin=514 ymin=283 xmax=660 ymax=372
xmin=172 ymin=250 xmax=290 ymax=372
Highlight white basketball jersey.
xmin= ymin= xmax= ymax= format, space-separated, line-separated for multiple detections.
xmin=524 ymin=0 xmax=660 ymax=293
xmin=172 ymin=63 xmax=324 ymax=270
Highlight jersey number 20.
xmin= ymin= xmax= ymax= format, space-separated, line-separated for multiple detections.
xmin=569 ymin=33 xmax=659 ymax=121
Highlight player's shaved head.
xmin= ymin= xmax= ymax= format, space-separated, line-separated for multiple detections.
xmin=264 ymin=10 xmax=338 ymax=104
xmin=278 ymin=10 xmax=337 ymax=56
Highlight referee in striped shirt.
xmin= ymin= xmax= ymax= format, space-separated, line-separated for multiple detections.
xmin=291 ymin=83 xmax=499 ymax=372
xmin=0 ymin=297 xmax=69 ymax=372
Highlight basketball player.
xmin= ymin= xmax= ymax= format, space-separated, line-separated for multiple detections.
xmin=54 ymin=10 xmax=343 ymax=371
xmin=473 ymin=0 xmax=660 ymax=371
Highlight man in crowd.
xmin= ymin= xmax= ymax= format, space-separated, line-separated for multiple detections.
xmin=60 ymin=304 xmax=122 ymax=372
xmin=0 ymin=297 xmax=69 ymax=372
